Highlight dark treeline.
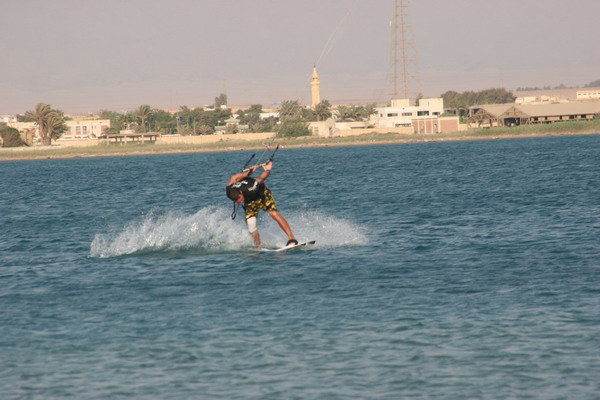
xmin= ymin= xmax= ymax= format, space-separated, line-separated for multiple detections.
xmin=440 ymin=88 xmax=516 ymax=112
xmin=516 ymin=79 xmax=600 ymax=92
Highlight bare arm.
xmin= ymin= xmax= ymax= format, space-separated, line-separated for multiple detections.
xmin=254 ymin=160 xmax=272 ymax=184
xmin=227 ymin=165 xmax=258 ymax=186
xmin=227 ymin=161 xmax=273 ymax=185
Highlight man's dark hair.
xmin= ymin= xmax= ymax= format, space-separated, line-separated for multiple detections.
xmin=226 ymin=185 xmax=241 ymax=201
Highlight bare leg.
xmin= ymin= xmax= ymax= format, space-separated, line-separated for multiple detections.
xmin=250 ymin=230 xmax=262 ymax=248
xmin=268 ymin=210 xmax=296 ymax=241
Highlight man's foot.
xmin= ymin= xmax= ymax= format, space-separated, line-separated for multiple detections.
xmin=286 ymin=239 xmax=298 ymax=246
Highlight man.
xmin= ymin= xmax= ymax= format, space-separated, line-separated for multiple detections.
xmin=226 ymin=160 xmax=297 ymax=248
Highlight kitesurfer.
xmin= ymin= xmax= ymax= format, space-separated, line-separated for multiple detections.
xmin=226 ymin=160 xmax=297 ymax=248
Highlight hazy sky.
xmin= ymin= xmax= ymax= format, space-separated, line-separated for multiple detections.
xmin=1 ymin=0 xmax=598 ymax=114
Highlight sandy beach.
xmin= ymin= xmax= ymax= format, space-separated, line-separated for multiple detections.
xmin=1 ymin=127 xmax=599 ymax=162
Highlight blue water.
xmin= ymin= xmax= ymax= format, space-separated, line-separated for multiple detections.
xmin=1 ymin=135 xmax=599 ymax=399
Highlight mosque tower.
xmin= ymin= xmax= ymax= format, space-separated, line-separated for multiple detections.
xmin=311 ymin=66 xmax=321 ymax=108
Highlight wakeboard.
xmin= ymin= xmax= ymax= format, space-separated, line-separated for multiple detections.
xmin=259 ymin=240 xmax=316 ymax=253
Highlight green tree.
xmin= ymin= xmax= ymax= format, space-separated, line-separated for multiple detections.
xmin=119 ymin=113 xmax=137 ymax=131
xmin=196 ymin=124 xmax=214 ymax=135
xmin=441 ymin=88 xmax=515 ymax=112
xmin=45 ymin=112 xmax=68 ymax=142
xmin=0 ymin=126 xmax=25 ymax=147
xmin=238 ymin=104 xmax=264 ymax=127
xmin=313 ymin=100 xmax=332 ymax=121
xmin=151 ymin=110 xmax=176 ymax=134
xmin=334 ymin=105 xmax=354 ymax=121
xmin=98 ymin=109 xmax=120 ymax=120
xmin=98 ymin=110 xmax=124 ymax=134
xmin=279 ymin=100 xmax=302 ymax=119
xmin=584 ymin=79 xmax=600 ymax=88
xmin=359 ymin=103 xmax=377 ymax=121
xmin=24 ymin=103 xmax=67 ymax=145
xmin=212 ymin=108 xmax=233 ymax=126
xmin=276 ymin=100 xmax=310 ymax=137
xmin=135 ymin=105 xmax=153 ymax=132
xmin=277 ymin=117 xmax=310 ymax=138
xmin=17 ymin=114 xmax=35 ymax=122
xmin=214 ymin=93 xmax=228 ymax=108
xmin=247 ymin=104 xmax=263 ymax=114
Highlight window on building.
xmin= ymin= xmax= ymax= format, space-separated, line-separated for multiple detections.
xmin=387 ymin=113 xmax=398 ymax=117
xmin=417 ymin=111 xmax=429 ymax=116
xmin=402 ymin=112 xmax=412 ymax=116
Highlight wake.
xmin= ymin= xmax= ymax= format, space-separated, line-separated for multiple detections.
xmin=90 ymin=206 xmax=367 ymax=258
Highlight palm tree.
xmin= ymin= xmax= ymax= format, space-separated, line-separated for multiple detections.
xmin=360 ymin=103 xmax=377 ymax=122
xmin=279 ymin=100 xmax=302 ymax=120
xmin=136 ymin=105 xmax=153 ymax=132
xmin=45 ymin=113 xmax=68 ymax=142
xmin=25 ymin=103 xmax=52 ymax=145
xmin=334 ymin=105 xmax=353 ymax=121
xmin=118 ymin=113 xmax=136 ymax=131
xmin=314 ymin=100 xmax=332 ymax=121
xmin=24 ymin=103 xmax=66 ymax=145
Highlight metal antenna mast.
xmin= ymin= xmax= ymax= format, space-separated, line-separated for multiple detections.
xmin=390 ymin=0 xmax=418 ymax=101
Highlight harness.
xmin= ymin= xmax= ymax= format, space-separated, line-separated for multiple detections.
xmin=229 ymin=144 xmax=278 ymax=220
xmin=230 ymin=178 xmax=265 ymax=220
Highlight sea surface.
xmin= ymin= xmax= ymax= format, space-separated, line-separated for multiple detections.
xmin=1 ymin=135 xmax=599 ymax=399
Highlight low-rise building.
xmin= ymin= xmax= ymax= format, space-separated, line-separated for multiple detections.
xmin=515 ymin=95 xmax=568 ymax=104
xmin=309 ymin=118 xmax=338 ymax=137
xmin=469 ymin=104 xmax=514 ymax=127
xmin=370 ymin=98 xmax=444 ymax=128
xmin=1 ymin=115 xmax=17 ymax=124
xmin=8 ymin=119 xmax=110 ymax=142
xmin=412 ymin=117 xmax=460 ymax=134
xmin=470 ymin=101 xmax=600 ymax=127
xmin=577 ymin=89 xmax=600 ymax=101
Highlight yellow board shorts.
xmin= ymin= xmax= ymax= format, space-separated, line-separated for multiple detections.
xmin=244 ymin=187 xmax=278 ymax=219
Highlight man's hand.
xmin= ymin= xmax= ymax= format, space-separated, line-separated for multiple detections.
xmin=255 ymin=161 xmax=272 ymax=184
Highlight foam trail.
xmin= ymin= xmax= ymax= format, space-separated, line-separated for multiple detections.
xmin=90 ymin=208 xmax=368 ymax=258
xmin=257 ymin=210 xmax=368 ymax=249
xmin=90 ymin=206 xmax=252 ymax=258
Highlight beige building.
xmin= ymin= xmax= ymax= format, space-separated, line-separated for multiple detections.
xmin=470 ymin=101 xmax=600 ymax=127
xmin=515 ymin=95 xmax=568 ymax=104
xmin=309 ymin=118 xmax=338 ymax=137
xmin=9 ymin=119 xmax=110 ymax=142
xmin=577 ymin=89 xmax=600 ymax=100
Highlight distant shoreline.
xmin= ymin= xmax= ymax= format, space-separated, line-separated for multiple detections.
xmin=1 ymin=129 xmax=599 ymax=162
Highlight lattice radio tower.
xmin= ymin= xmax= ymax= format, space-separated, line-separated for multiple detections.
xmin=390 ymin=0 xmax=419 ymax=102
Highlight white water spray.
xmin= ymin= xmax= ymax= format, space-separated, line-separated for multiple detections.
xmin=90 ymin=206 xmax=367 ymax=258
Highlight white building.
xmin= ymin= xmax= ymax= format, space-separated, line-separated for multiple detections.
xmin=0 ymin=115 xmax=17 ymax=124
xmin=371 ymin=98 xmax=444 ymax=128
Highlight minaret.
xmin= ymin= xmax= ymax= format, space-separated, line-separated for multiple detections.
xmin=311 ymin=66 xmax=321 ymax=108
